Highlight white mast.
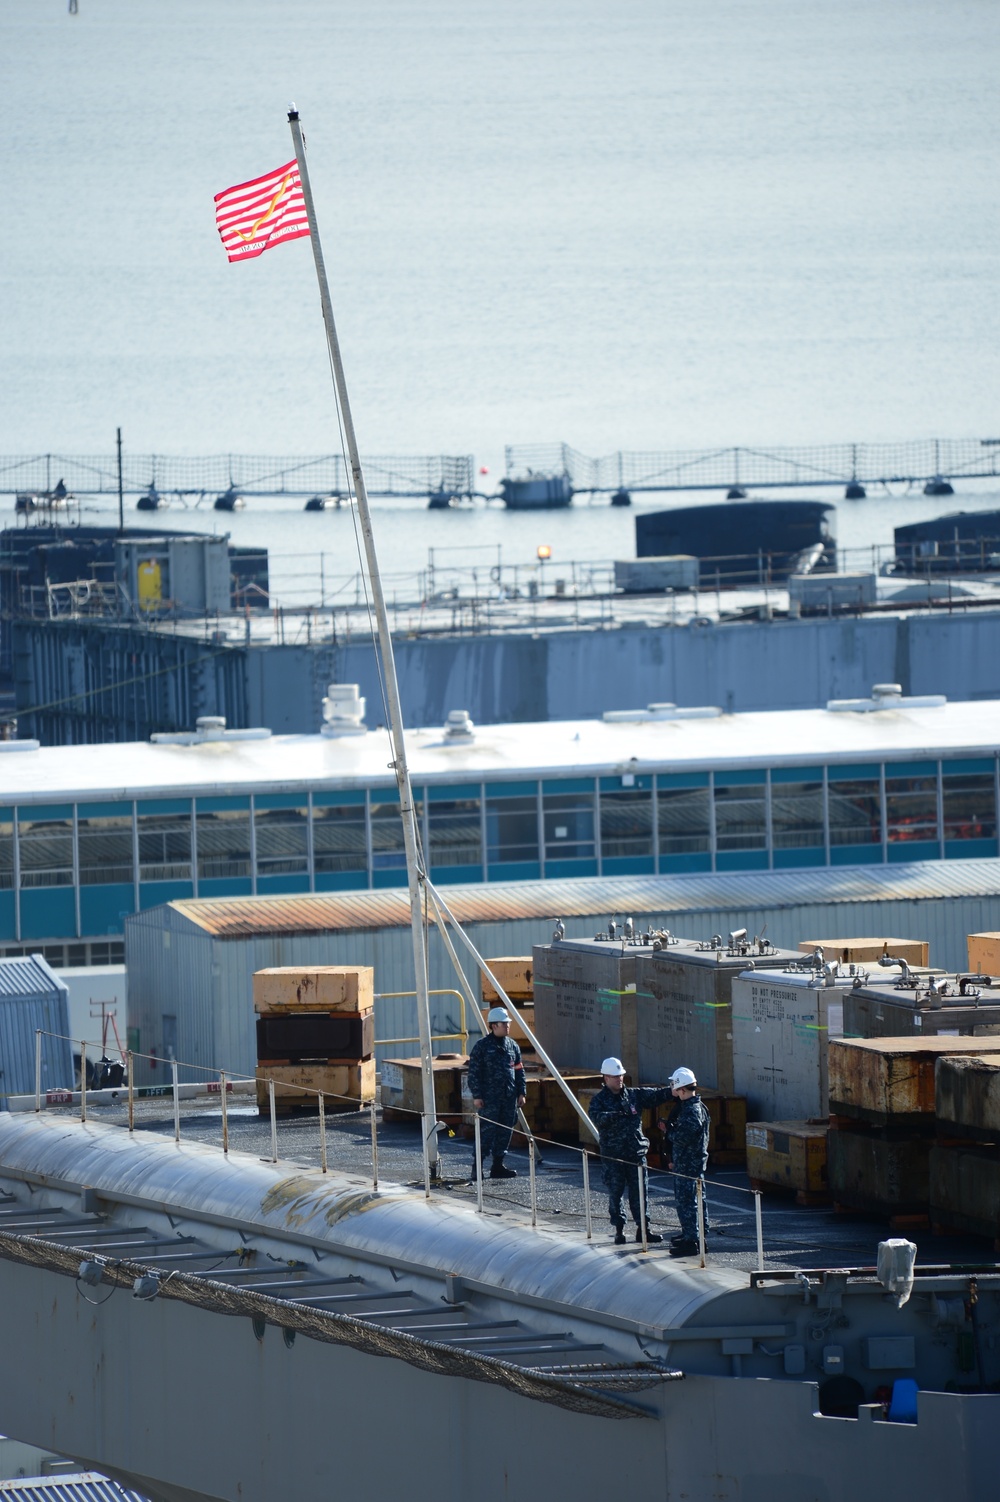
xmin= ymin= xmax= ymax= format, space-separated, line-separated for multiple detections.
xmin=287 ymin=108 xmax=440 ymax=1176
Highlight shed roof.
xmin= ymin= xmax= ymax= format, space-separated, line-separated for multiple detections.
xmin=0 ymin=1475 xmax=149 ymax=1501
xmin=158 ymin=858 xmax=1000 ymax=939
xmin=0 ymin=955 xmax=67 ymax=999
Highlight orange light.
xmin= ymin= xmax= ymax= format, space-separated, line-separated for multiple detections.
xmin=536 ymin=544 xmax=552 ymax=561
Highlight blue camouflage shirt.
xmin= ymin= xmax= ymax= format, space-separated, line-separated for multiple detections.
xmin=588 ymin=1084 xmax=674 ymax=1163
xmin=467 ymin=1033 xmax=526 ymax=1102
xmin=665 ymin=1095 xmax=711 ymax=1174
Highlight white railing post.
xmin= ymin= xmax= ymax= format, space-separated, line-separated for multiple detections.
xmin=172 ymin=1059 xmax=180 ymax=1143
xmin=80 ymin=1043 xmax=87 ymax=1124
xmin=755 ymin=1189 xmax=765 ymax=1269
xmin=220 ymin=1071 xmax=228 ymax=1155
xmin=369 ymin=1100 xmax=379 ymax=1190
xmin=637 ymin=1161 xmax=648 ymax=1252
xmin=421 ymin=1113 xmax=431 ymax=1199
xmin=34 ymin=1031 xmax=42 ymax=1113
xmin=529 ymin=1137 xmax=537 ymax=1228
xmin=126 ymin=1051 xmax=134 ymax=1133
xmin=697 ymin=1177 xmax=707 ymax=1267
xmin=474 ymin=1114 xmax=484 ymax=1214
xmin=318 ymin=1092 xmax=327 ymax=1173
xmin=582 ymin=1148 xmax=593 ymax=1240
xmin=269 ymin=1078 xmax=278 ymax=1163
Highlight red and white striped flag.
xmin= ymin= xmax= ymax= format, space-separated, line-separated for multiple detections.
xmin=214 ymin=159 xmax=310 ymax=262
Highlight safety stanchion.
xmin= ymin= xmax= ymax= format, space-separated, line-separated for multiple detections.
xmin=172 ymin=1060 xmax=181 ymax=1143
xmin=529 ymin=1138 xmax=537 ymax=1227
xmin=80 ymin=1043 xmax=87 ymax=1124
xmin=34 ymin=1031 xmax=41 ymax=1113
xmin=370 ymin=1100 xmax=379 ymax=1190
xmin=127 ymin=1051 xmax=134 ymax=1132
xmin=696 ymin=1178 xmax=707 ymax=1267
xmin=220 ymin=1071 xmax=228 ymax=1155
xmin=421 ymin=1113 xmax=431 ymax=1199
xmin=474 ymin=1114 xmax=484 ymax=1214
xmin=637 ymin=1162 xmax=648 ymax=1253
xmin=318 ymin=1092 xmax=327 ymax=1174
xmin=268 ymin=1079 xmax=278 ymax=1163
xmin=755 ymin=1190 xmax=764 ymax=1268
xmin=582 ymin=1148 xmax=593 ymax=1241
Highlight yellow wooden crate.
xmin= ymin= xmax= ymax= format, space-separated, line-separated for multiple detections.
xmin=380 ymin=1055 xmax=466 ymax=1117
xmin=256 ymin=1057 xmax=375 ymax=1111
xmin=967 ymin=933 xmax=1000 ymax=976
xmin=479 ymin=1003 xmax=535 ymax=1043
xmin=253 ymin=966 xmax=373 ymax=1015
xmin=746 ymin=1120 xmax=828 ymax=1195
xmin=481 ymin=957 xmax=533 ymax=1003
xmin=798 ymin=937 xmax=929 ymax=967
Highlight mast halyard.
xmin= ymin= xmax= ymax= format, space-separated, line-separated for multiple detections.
xmin=287 ymin=108 xmax=440 ymax=1177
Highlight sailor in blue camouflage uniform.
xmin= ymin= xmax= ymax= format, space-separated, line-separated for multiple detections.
xmin=467 ymin=1007 xmax=526 ymax=1179
xmin=662 ymin=1066 xmax=712 ymax=1258
xmin=587 ymin=1057 xmax=675 ymax=1244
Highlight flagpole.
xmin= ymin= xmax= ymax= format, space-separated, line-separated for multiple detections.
xmin=287 ymin=107 xmax=440 ymax=1176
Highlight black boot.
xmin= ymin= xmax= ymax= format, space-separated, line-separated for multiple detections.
xmin=636 ymin=1228 xmax=664 ymax=1243
xmin=614 ymin=1225 xmax=627 ymax=1245
xmin=490 ymin=1161 xmax=517 ymax=1179
xmin=670 ymin=1238 xmax=698 ymax=1257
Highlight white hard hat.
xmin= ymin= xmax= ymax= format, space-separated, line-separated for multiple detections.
xmin=487 ymin=1006 xmax=511 ymax=1024
xmin=601 ymin=1057 xmax=627 ymax=1076
xmin=670 ymin=1066 xmax=697 ymax=1088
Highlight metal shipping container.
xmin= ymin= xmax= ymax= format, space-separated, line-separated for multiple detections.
xmin=531 ymin=938 xmax=643 ymax=1075
xmin=842 ymin=973 xmax=1000 ymax=1041
xmin=0 ymin=956 xmax=74 ymax=1106
xmin=731 ymin=967 xmax=848 ymax=1120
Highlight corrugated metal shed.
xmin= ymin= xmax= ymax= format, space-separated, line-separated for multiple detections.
xmin=125 ymin=860 xmax=1000 ymax=1086
xmin=0 ymin=957 xmax=74 ymax=1107
xmin=0 ymin=1475 xmax=149 ymax=1500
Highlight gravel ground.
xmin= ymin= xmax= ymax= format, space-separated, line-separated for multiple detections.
xmin=48 ymin=1096 xmax=996 ymax=1273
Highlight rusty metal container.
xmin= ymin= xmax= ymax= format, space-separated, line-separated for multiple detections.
xmin=380 ymin=1054 xmax=467 ymax=1119
xmin=745 ymin=1119 xmax=828 ymax=1196
xmin=798 ymin=937 xmax=929 ymax=967
xmin=253 ymin=966 xmax=374 ymax=1015
xmin=827 ymin=1124 xmax=932 ymax=1215
xmin=935 ymin=1055 xmax=1000 ymax=1138
xmin=829 ymin=1036 xmax=1000 ymax=1125
xmin=929 ymin=1142 xmax=1000 ymax=1239
xmin=731 ymin=968 xmax=848 ymax=1120
xmin=842 ymin=973 xmax=1000 ymax=1041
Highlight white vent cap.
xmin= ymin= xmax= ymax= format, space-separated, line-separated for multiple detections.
xmin=151 ymin=716 xmax=271 ymax=745
xmin=603 ymin=703 xmax=722 ymax=723
xmin=321 ymin=683 xmax=367 ymax=738
xmin=444 ymin=709 xmax=475 ymax=741
xmin=827 ymin=683 xmax=946 ymax=713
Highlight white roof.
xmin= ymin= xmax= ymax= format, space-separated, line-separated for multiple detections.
xmin=1 ymin=697 xmax=997 ymax=806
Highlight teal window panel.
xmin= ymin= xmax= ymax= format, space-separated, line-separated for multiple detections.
xmin=17 ymin=804 xmax=74 ymax=822
xmin=888 ymin=839 xmax=940 ymax=864
xmin=945 ymin=837 xmax=997 ymax=859
xmin=254 ymin=793 xmax=311 ymax=811
xmin=431 ymin=865 xmax=484 ymax=886
xmin=770 ymin=766 xmax=824 ymax=785
xmin=195 ymin=796 xmax=250 ymax=813
xmin=197 ymin=877 xmax=252 ymax=898
xmin=0 ymin=891 xmax=15 ymax=938
xmin=487 ymin=861 xmax=541 ymax=883
xmin=485 ymin=781 xmax=538 ymax=799
xmin=312 ymin=788 xmax=366 ymax=807
xmin=425 ymin=783 xmax=482 ymax=802
xmin=542 ymin=778 xmax=595 ymax=795
xmin=80 ymin=884 xmax=135 ymax=935
xmin=368 ymin=785 xmax=399 ymax=805
xmin=373 ymin=869 xmax=408 ymax=890
xmin=139 ymin=880 xmax=194 ymax=908
xmin=602 ymin=855 xmax=656 ymax=876
xmin=714 ymin=769 xmax=766 ymax=787
xmin=773 ymin=847 xmax=826 ymax=870
xmin=885 ymin=761 xmax=938 ymax=779
xmin=599 ymin=774 xmax=653 ymax=792
xmin=659 ymin=852 xmax=712 ymax=874
xmin=20 ymin=887 xmax=75 ymax=940
xmin=77 ymin=801 xmax=130 ymax=819
xmin=942 ymin=757 xmax=995 ymax=776
xmin=256 ymin=873 xmax=311 ymax=895
xmin=314 ymin=871 xmax=368 ymax=893
xmin=715 ymin=849 xmax=769 ymax=872
xmin=544 ymin=858 xmax=598 ymax=879
xmin=830 ymin=845 xmax=883 ymax=867
xmin=827 ymin=763 xmax=880 ymax=782
xmin=657 ymin=772 xmax=710 ymax=789
xmin=138 ymin=798 xmax=193 ymax=815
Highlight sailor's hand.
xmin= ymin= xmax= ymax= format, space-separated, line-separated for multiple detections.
xmin=473 ymin=1098 xmax=484 ymax=1109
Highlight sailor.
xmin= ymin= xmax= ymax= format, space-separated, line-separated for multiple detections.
xmin=662 ymin=1067 xmax=712 ymax=1257
xmin=587 ymin=1058 xmax=675 ymax=1244
xmin=467 ymin=1007 xmax=526 ymax=1180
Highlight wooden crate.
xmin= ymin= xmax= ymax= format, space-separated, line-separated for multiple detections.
xmin=253 ymin=966 xmax=373 ymax=1015
xmin=929 ymin=1141 xmax=1000 ymax=1240
xmin=481 ymin=957 xmax=533 ymax=1004
xmin=828 ymin=1036 xmax=1000 ymax=1126
xmin=640 ymin=1090 xmax=747 ymax=1167
xmin=542 ymin=1072 xmax=603 ymax=1135
xmin=936 ymin=1055 xmax=1000 ymax=1138
xmin=380 ymin=1054 xmax=466 ymax=1119
xmin=828 ymin=1124 xmax=932 ymax=1216
xmin=967 ymin=933 xmax=1000 ymax=977
xmin=479 ymin=1004 xmax=536 ymax=1045
xmin=799 ymin=937 xmax=929 ymax=967
xmin=256 ymin=1057 xmax=375 ymax=1112
xmin=746 ymin=1120 xmax=828 ymax=1199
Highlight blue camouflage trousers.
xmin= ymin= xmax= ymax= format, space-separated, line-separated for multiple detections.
xmin=674 ymin=1171 xmax=710 ymax=1241
xmin=603 ymin=1159 xmax=648 ymax=1228
xmin=478 ymin=1096 xmax=519 ymax=1165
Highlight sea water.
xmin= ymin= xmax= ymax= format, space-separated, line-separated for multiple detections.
xmin=2 ymin=0 xmax=999 ymax=590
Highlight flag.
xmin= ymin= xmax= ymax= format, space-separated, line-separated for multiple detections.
xmin=214 ymin=160 xmax=310 ymax=262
